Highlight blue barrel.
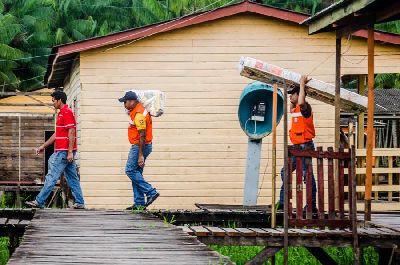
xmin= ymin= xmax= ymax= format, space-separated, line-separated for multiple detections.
xmin=238 ymin=81 xmax=284 ymax=140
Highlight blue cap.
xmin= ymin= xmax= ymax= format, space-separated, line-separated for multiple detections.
xmin=118 ymin=91 xmax=138 ymax=102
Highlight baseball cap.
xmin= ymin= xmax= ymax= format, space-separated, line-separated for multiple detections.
xmin=118 ymin=91 xmax=138 ymax=102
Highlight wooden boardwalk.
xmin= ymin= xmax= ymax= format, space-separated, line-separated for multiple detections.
xmin=7 ymin=209 xmax=232 ymax=265
xmin=367 ymin=212 xmax=400 ymax=230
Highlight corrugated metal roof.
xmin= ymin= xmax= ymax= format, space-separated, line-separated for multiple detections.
xmin=346 ymin=88 xmax=400 ymax=114
xmin=0 ymin=88 xmax=55 ymax=114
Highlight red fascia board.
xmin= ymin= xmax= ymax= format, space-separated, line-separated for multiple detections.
xmin=353 ymin=29 xmax=400 ymax=45
xmin=57 ymin=1 xmax=305 ymax=56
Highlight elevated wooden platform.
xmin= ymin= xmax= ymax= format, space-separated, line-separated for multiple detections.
xmin=182 ymin=225 xmax=400 ymax=248
xmin=7 ymin=210 xmax=232 ymax=265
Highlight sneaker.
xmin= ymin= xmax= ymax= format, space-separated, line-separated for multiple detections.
xmin=145 ymin=192 xmax=160 ymax=208
xmin=125 ymin=205 xmax=146 ymax=211
xmin=25 ymin=200 xmax=43 ymax=209
xmin=71 ymin=203 xmax=85 ymax=209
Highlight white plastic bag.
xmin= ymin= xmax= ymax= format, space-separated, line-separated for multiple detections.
xmin=128 ymin=90 xmax=165 ymax=117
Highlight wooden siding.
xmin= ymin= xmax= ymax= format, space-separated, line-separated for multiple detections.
xmin=62 ymin=58 xmax=82 ymax=167
xmin=0 ymin=115 xmax=54 ymax=182
xmin=76 ymin=14 xmax=400 ymax=209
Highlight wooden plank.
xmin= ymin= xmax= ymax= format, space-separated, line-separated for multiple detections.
xmin=289 ymin=149 xmax=351 ymax=159
xmin=205 ymin=227 xmax=226 ymax=237
xmin=8 ymin=210 xmax=231 ymax=265
xmin=248 ymin=228 xmax=271 ymax=237
xmin=7 ymin=219 xmax=20 ymax=226
xmin=388 ymin=156 xmax=393 ymax=202
xmin=289 ymin=228 xmax=314 ymax=237
xmin=245 ymin=247 xmax=281 ymax=265
xmin=235 ymin=228 xmax=257 ymax=237
xmin=261 ymin=228 xmax=283 ymax=237
xmin=356 ymin=148 xmax=400 ymax=157
xmin=179 ymin=226 xmax=195 ymax=236
xmin=220 ymin=228 xmax=241 ymax=237
xmin=239 ymin=57 xmax=367 ymax=112
xmin=17 ymin=220 xmax=30 ymax=226
xmin=306 ymin=247 xmax=338 ymax=265
xmin=296 ymin=157 xmax=303 ymax=220
xmin=317 ymin=146 xmax=325 ymax=220
xmin=327 ymin=147 xmax=335 ymax=220
xmin=289 ymin=219 xmax=351 ymax=229
xmin=306 ymin=158 xmax=313 ymax=220
xmin=338 ymin=149 xmax=345 ymax=219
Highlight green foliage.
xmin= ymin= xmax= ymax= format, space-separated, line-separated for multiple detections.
xmin=260 ymin=0 xmax=333 ymax=15
xmin=0 ymin=238 xmax=9 ymax=265
xmin=0 ymin=0 xmax=399 ymax=92
xmin=375 ymin=73 xmax=400 ymax=89
xmin=210 ymin=245 xmax=379 ymax=265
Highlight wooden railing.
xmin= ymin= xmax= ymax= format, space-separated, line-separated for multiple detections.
xmin=287 ymin=146 xmax=357 ymax=229
xmin=354 ymin=148 xmax=400 ymax=211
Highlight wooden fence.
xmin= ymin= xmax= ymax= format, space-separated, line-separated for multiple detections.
xmin=353 ymin=148 xmax=400 ymax=211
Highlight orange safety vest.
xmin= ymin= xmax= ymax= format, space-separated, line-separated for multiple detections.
xmin=289 ymin=104 xmax=315 ymax=145
xmin=128 ymin=103 xmax=153 ymax=145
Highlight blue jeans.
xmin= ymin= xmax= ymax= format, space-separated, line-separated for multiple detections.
xmin=36 ymin=151 xmax=85 ymax=207
xmin=125 ymin=144 xmax=157 ymax=206
xmin=279 ymin=142 xmax=317 ymax=208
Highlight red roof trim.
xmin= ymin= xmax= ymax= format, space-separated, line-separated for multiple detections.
xmin=353 ymin=29 xmax=400 ymax=45
xmin=46 ymin=0 xmax=400 ymax=86
xmin=57 ymin=1 xmax=306 ymax=56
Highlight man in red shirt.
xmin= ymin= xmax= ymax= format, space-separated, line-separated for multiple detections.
xmin=26 ymin=91 xmax=85 ymax=209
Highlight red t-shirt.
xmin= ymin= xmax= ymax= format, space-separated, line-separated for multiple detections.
xmin=55 ymin=104 xmax=77 ymax=151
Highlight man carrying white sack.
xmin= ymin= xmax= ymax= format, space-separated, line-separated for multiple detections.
xmin=119 ymin=91 xmax=159 ymax=210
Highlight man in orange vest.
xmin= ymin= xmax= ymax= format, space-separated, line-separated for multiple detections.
xmin=277 ymin=76 xmax=317 ymax=212
xmin=119 ymin=91 xmax=159 ymax=210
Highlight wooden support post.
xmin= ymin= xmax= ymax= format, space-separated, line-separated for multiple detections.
xmin=348 ymin=116 xmax=354 ymax=147
xmin=17 ymin=115 xmax=22 ymax=208
xmin=283 ymin=82 xmax=289 ymax=265
xmin=271 ymin=83 xmax=278 ymax=228
xmin=334 ymin=32 xmax=342 ymax=211
xmin=357 ymin=75 xmax=365 ymax=200
xmin=245 ymin=247 xmax=282 ymax=265
xmin=365 ymin=26 xmax=375 ymax=222
xmin=351 ymin=146 xmax=360 ymax=265
xmin=388 ymin=156 xmax=393 ymax=202
xmin=306 ymin=247 xmax=338 ymax=265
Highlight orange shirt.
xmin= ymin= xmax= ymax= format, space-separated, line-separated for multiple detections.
xmin=128 ymin=103 xmax=153 ymax=144
xmin=289 ymin=104 xmax=315 ymax=145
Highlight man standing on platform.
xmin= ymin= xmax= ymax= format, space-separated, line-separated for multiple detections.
xmin=26 ymin=91 xmax=85 ymax=209
xmin=119 ymin=91 xmax=159 ymax=210
xmin=277 ymin=76 xmax=317 ymax=212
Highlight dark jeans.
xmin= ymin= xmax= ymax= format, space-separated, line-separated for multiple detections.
xmin=279 ymin=141 xmax=317 ymax=208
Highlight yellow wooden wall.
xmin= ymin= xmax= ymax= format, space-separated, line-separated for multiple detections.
xmin=69 ymin=14 xmax=400 ymax=209
xmin=63 ymin=59 xmax=82 ymax=166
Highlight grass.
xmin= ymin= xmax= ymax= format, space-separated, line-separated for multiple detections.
xmin=0 ymin=238 xmax=9 ymax=265
xmin=210 ymin=245 xmax=379 ymax=265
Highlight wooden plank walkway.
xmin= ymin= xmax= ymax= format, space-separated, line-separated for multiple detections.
xmin=7 ymin=210 xmax=232 ymax=265
xmin=367 ymin=212 xmax=400 ymax=230
xmin=182 ymin=225 xmax=400 ymax=249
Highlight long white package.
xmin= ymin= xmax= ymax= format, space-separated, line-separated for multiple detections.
xmin=239 ymin=57 xmax=368 ymax=113
xmin=128 ymin=90 xmax=165 ymax=117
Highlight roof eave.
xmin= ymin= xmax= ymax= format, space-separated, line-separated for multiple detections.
xmin=44 ymin=1 xmax=308 ymax=87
